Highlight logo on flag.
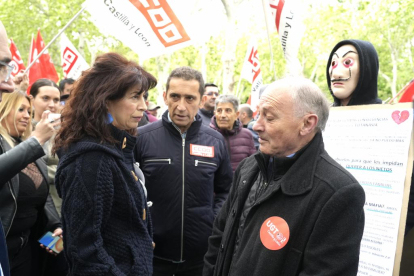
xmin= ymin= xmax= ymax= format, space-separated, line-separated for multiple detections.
xmin=84 ymin=0 xmax=193 ymax=59
xmin=240 ymin=39 xmax=263 ymax=112
xmin=9 ymin=39 xmax=26 ymax=76
xmin=60 ymin=34 xmax=89 ymax=79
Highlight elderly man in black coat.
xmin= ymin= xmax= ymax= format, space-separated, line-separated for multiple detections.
xmin=203 ymin=77 xmax=365 ymax=276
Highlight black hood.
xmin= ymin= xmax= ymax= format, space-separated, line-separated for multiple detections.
xmin=326 ymin=39 xmax=382 ymax=106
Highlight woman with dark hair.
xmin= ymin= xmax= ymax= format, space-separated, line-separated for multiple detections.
xmin=29 ymin=79 xmax=60 ymax=123
xmin=0 ymin=92 xmax=61 ymax=275
xmin=53 ymin=52 xmax=157 ymax=275
xmin=29 ymin=79 xmax=62 ymax=217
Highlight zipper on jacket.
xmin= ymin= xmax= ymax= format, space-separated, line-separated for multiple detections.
xmin=6 ymin=181 xmax=17 ymax=237
xmin=144 ymin=158 xmax=171 ymax=164
xmin=181 ymin=137 xmax=185 ymax=261
xmin=195 ymin=160 xmax=217 ymax=167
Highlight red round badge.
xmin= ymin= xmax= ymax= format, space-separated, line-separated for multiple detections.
xmin=260 ymin=216 xmax=290 ymax=250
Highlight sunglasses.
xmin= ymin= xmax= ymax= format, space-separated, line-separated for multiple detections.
xmin=205 ymin=92 xmax=219 ymax=97
xmin=0 ymin=60 xmax=15 ymax=83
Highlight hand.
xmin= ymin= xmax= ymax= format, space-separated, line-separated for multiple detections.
xmin=40 ymin=228 xmax=63 ymax=256
xmin=52 ymin=228 xmax=63 ymax=238
xmin=31 ymin=111 xmax=59 ymax=145
xmin=13 ymin=70 xmax=29 ymax=92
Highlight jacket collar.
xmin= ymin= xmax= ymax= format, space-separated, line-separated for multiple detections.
xmin=161 ymin=110 xmax=202 ymax=139
xmin=254 ymin=132 xmax=323 ymax=196
xmin=199 ymin=108 xmax=214 ymax=118
xmin=210 ymin=116 xmax=241 ymax=136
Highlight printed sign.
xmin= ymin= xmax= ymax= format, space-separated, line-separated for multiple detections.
xmin=323 ymin=103 xmax=413 ymax=276
xmin=190 ymin=144 xmax=214 ymax=158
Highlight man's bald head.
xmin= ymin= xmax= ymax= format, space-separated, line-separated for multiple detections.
xmin=261 ymin=77 xmax=330 ymax=132
xmin=0 ymin=21 xmax=11 ymax=64
xmin=0 ymin=20 xmax=14 ymax=101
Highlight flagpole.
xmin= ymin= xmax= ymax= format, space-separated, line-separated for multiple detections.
xmin=261 ymin=0 xmax=277 ymax=81
xmin=235 ymin=76 xmax=243 ymax=99
xmin=385 ymin=81 xmax=413 ymax=104
xmin=25 ymin=5 xmax=87 ymax=72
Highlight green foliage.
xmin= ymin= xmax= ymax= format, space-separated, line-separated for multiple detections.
xmin=1 ymin=0 xmax=413 ymax=104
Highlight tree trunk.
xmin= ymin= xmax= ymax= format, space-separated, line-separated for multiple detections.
xmin=387 ymin=29 xmax=398 ymax=101
xmin=221 ymin=0 xmax=238 ymax=94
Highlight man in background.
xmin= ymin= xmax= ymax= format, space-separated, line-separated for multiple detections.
xmin=58 ymin=78 xmax=74 ymax=96
xmin=146 ymin=101 xmax=160 ymax=122
xmin=135 ymin=67 xmax=232 ymax=276
xmin=210 ymin=95 xmax=256 ymax=172
xmin=198 ymin=83 xmax=219 ymax=126
xmin=238 ymin=103 xmax=259 ymax=150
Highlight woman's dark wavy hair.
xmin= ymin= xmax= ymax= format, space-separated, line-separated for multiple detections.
xmin=53 ymin=52 xmax=157 ymax=153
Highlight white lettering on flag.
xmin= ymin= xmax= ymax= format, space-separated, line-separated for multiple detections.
xmin=268 ymin=0 xmax=305 ymax=75
xmin=83 ymin=0 xmax=193 ymax=59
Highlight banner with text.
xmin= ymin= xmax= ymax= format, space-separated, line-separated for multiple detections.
xmin=84 ymin=0 xmax=193 ymax=59
xmin=268 ymin=0 xmax=305 ymax=75
xmin=240 ymin=39 xmax=263 ymax=111
xmin=60 ymin=34 xmax=89 ymax=80
xmin=323 ymin=103 xmax=413 ymax=276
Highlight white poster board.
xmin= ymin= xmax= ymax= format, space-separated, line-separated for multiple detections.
xmin=323 ymin=103 xmax=414 ymax=276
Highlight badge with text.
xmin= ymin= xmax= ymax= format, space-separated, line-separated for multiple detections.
xmin=190 ymin=144 xmax=214 ymax=158
xmin=260 ymin=216 xmax=290 ymax=250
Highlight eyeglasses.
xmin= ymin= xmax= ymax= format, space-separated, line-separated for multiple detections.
xmin=205 ymin=92 xmax=219 ymax=97
xmin=0 ymin=61 xmax=15 ymax=83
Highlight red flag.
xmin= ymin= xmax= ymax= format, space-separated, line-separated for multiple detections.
xmin=36 ymin=30 xmax=59 ymax=83
xmin=9 ymin=39 xmax=26 ymax=77
xmin=399 ymin=80 xmax=414 ymax=103
xmin=27 ymin=34 xmax=44 ymax=93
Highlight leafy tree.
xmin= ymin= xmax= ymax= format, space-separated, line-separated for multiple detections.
xmin=1 ymin=0 xmax=413 ymax=104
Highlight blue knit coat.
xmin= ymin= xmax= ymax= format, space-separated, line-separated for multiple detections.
xmin=55 ymin=126 xmax=153 ymax=275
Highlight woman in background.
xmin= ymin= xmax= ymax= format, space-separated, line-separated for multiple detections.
xmin=0 ymin=92 xmax=61 ymax=275
xmin=29 ymin=79 xmax=62 ymax=215
xmin=53 ymin=52 xmax=157 ymax=275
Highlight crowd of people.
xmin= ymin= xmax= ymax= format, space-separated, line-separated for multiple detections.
xmin=0 ymin=18 xmax=413 ymax=276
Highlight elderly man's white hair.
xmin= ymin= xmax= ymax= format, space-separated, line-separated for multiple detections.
xmin=264 ymin=77 xmax=330 ymax=131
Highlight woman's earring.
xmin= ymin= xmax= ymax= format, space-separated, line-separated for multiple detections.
xmin=106 ymin=113 xmax=113 ymax=124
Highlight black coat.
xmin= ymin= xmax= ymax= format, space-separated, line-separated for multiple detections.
xmin=0 ymin=136 xmax=61 ymax=236
xmin=56 ymin=126 xmax=153 ymax=275
xmin=203 ymin=133 xmax=365 ymax=276
xmin=135 ymin=111 xmax=233 ymax=263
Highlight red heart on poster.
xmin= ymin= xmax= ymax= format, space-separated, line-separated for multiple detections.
xmin=391 ymin=110 xmax=409 ymax=124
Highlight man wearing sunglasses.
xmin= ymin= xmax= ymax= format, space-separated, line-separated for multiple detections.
xmin=198 ymin=83 xmax=219 ymax=126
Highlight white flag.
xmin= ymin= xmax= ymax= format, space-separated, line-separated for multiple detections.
xmin=268 ymin=0 xmax=305 ymax=75
xmin=240 ymin=39 xmax=263 ymax=112
xmin=60 ymin=34 xmax=89 ymax=79
xmin=84 ymin=0 xmax=193 ymax=59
